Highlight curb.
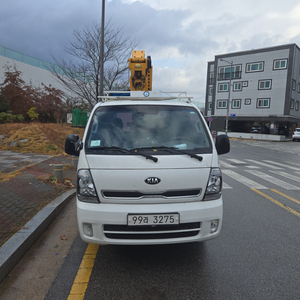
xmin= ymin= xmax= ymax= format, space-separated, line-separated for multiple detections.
xmin=0 ymin=189 xmax=76 ymax=284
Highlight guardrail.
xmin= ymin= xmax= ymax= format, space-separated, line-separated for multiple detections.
xmin=225 ymin=132 xmax=287 ymax=141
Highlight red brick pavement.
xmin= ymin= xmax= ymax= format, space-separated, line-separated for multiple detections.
xmin=0 ymin=155 xmax=76 ymax=246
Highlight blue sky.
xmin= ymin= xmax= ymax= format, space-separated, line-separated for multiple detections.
xmin=1 ymin=0 xmax=300 ymax=105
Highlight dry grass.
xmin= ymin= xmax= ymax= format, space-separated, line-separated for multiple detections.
xmin=0 ymin=123 xmax=84 ymax=155
xmin=0 ymin=168 xmax=24 ymax=182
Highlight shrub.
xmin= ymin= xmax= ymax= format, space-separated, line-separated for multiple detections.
xmin=15 ymin=114 xmax=24 ymax=122
xmin=27 ymin=107 xmax=39 ymax=121
xmin=0 ymin=112 xmax=14 ymax=123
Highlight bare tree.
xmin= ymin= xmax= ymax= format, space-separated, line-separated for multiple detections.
xmin=48 ymin=20 xmax=138 ymax=108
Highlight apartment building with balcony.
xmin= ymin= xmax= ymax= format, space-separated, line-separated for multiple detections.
xmin=205 ymin=44 xmax=300 ymax=135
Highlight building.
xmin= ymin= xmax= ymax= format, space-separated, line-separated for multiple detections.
xmin=0 ymin=46 xmax=72 ymax=98
xmin=205 ymin=44 xmax=300 ymax=136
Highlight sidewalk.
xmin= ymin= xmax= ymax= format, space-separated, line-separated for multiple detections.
xmin=0 ymin=150 xmax=77 ymax=283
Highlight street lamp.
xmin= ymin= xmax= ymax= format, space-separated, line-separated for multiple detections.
xmin=220 ymin=58 xmax=233 ymax=135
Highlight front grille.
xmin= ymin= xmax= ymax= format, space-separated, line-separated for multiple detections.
xmin=102 ymin=189 xmax=201 ymax=199
xmin=103 ymin=222 xmax=201 ymax=240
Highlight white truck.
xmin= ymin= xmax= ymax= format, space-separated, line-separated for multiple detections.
xmin=65 ymin=91 xmax=230 ymax=245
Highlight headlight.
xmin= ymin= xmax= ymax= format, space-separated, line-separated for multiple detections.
xmin=77 ymin=169 xmax=100 ymax=203
xmin=203 ymin=168 xmax=222 ymax=201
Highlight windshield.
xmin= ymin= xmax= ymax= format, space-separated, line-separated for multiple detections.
xmin=85 ymin=104 xmax=212 ymax=154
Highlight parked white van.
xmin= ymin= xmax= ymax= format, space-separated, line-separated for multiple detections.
xmin=65 ymin=92 xmax=230 ymax=245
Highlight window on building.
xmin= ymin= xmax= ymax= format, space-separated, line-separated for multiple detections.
xmin=208 ymin=102 xmax=212 ymax=110
xmin=209 ymin=72 xmax=214 ymax=84
xmin=246 ymin=62 xmax=264 ymax=73
xmin=273 ymin=59 xmax=287 ymax=70
xmin=296 ymin=101 xmax=299 ymax=111
xmin=298 ymin=83 xmax=300 ymax=93
xmin=245 ymin=98 xmax=251 ymax=105
xmin=233 ymin=82 xmax=242 ymax=91
xmin=218 ymin=65 xmax=242 ymax=80
xmin=257 ymin=98 xmax=270 ymax=108
xmin=258 ymin=79 xmax=272 ymax=90
xmin=292 ymin=80 xmax=296 ymax=91
xmin=232 ymin=99 xmax=241 ymax=109
xmin=217 ymin=100 xmax=227 ymax=109
xmin=290 ymin=99 xmax=294 ymax=109
xmin=218 ymin=83 xmax=229 ymax=92
xmin=209 ymin=86 xmax=213 ymax=95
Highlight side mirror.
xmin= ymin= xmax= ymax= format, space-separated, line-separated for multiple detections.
xmin=215 ymin=134 xmax=230 ymax=155
xmin=65 ymin=134 xmax=82 ymax=156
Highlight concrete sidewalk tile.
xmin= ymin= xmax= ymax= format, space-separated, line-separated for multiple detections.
xmin=4 ymin=159 xmax=18 ymax=163
xmin=0 ymin=151 xmax=15 ymax=156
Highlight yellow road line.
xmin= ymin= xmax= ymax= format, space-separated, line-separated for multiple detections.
xmin=252 ymin=189 xmax=300 ymax=218
xmin=271 ymin=189 xmax=300 ymax=205
xmin=67 ymin=243 xmax=99 ymax=300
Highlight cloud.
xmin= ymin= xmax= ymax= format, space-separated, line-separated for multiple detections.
xmin=2 ymin=0 xmax=300 ymax=105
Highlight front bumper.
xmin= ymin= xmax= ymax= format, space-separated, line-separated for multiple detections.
xmin=76 ymin=197 xmax=223 ymax=245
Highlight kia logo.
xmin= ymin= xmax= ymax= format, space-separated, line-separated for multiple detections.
xmin=145 ymin=177 xmax=161 ymax=185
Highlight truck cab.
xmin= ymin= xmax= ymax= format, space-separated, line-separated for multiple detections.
xmin=65 ymin=91 xmax=230 ymax=245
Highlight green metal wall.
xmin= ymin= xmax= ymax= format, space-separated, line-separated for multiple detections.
xmin=72 ymin=109 xmax=88 ymax=127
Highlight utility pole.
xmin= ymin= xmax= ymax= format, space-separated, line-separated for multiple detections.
xmin=99 ymin=0 xmax=105 ymax=98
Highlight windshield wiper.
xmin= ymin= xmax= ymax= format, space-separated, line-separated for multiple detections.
xmin=90 ymin=146 xmax=158 ymax=163
xmin=134 ymin=146 xmax=203 ymax=162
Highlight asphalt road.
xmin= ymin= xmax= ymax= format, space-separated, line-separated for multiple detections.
xmin=1 ymin=140 xmax=300 ymax=300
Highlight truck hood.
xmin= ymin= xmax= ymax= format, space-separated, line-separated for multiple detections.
xmin=85 ymin=153 xmax=212 ymax=169
xmin=83 ymin=153 xmax=214 ymax=204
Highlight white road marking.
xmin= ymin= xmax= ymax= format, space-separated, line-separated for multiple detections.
xmin=219 ymin=161 xmax=237 ymax=168
xmin=226 ymin=159 xmax=247 ymax=164
xmin=269 ymin=170 xmax=300 ymax=183
xmin=222 ymin=169 xmax=268 ymax=189
xmin=245 ymin=170 xmax=300 ymax=190
xmin=284 ymin=161 xmax=300 ymax=168
xmin=245 ymin=159 xmax=282 ymax=169
xmin=263 ymin=160 xmax=300 ymax=171
xmin=222 ymin=182 xmax=233 ymax=189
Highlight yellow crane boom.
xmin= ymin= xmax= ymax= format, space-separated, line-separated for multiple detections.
xmin=129 ymin=50 xmax=152 ymax=91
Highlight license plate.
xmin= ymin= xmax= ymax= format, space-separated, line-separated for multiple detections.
xmin=127 ymin=213 xmax=179 ymax=226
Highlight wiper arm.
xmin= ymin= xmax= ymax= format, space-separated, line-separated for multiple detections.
xmin=139 ymin=146 xmax=203 ymax=162
xmin=179 ymin=150 xmax=203 ymax=161
xmin=91 ymin=146 xmax=158 ymax=163
xmin=129 ymin=147 xmax=158 ymax=162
